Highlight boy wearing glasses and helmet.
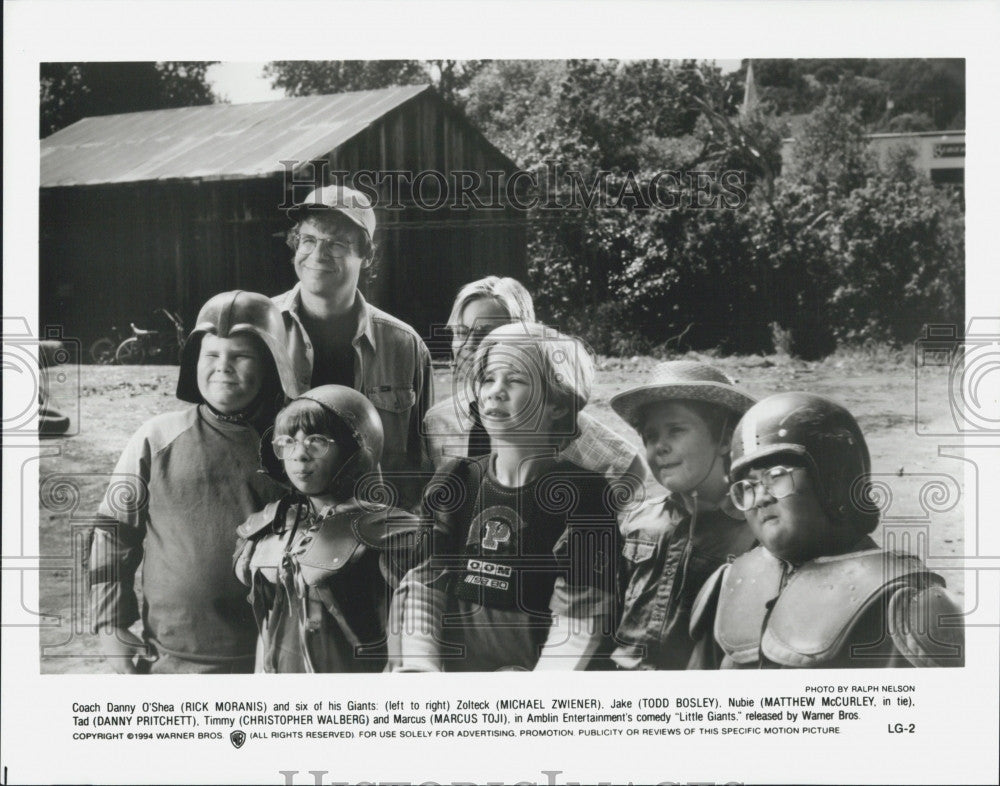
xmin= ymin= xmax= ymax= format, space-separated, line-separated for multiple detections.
xmin=235 ymin=385 xmax=421 ymax=673
xmin=689 ymin=391 xmax=965 ymax=669
xmin=274 ymin=185 xmax=433 ymax=509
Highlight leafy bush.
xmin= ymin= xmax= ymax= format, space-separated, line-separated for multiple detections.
xmin=466 ymin=61 xmax=964 ymax=359
xmin=827 ymin=176 xmax=964 ymax=344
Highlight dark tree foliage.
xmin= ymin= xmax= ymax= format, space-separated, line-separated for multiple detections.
xmin=263 ymin=60 xmax=428 ymax=96
xmin=878 ymin=59 xmax=965 ymax=129
xmin=789 ymin=95 xmax=876 ymax=197
xmin=733 ymin=58 xmax=964 ymax=131
xmin=427 ymin=60 xmax=490 ymax=108
xmin=460 ymin=59 xmax=963 ymax=357
xmin=262 ymin=60 xmax=487 ymax=108
xmin=259 ymin=57 xmax=967 ymax=357
xmin=40 ymin=61 xmax=217 ymax=137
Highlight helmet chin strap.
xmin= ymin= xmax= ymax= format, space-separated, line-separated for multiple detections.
xmin=310 ymin=449 xmax=369 ymax=507
xmin=205 ymin=402 xmax=251 ymax=423
xmin=680 ymin=413 xmax=735 ymax=511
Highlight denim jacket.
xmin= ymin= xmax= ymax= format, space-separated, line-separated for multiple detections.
xmin=273 ymin=286 xmax=433 ymax=509
xmin=613 ymin=493 xmax=756 ymax=670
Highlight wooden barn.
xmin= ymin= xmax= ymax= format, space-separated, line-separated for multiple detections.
xmin=39 ymin=85 xmax=527 ymax=356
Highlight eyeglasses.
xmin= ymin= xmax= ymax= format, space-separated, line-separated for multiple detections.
xmin=290 ymin=232 xmax=354 ymax=256
xmin=729 ymin=466 xmax=799 ymax=511
xmin=272 ymin=434 xmax=337 ymax=460
xmin=451 ymin=323 xmax=503 ymax=348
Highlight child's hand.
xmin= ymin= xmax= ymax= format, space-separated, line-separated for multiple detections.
xmin=98 ymin=626 xmax=148 ymax=674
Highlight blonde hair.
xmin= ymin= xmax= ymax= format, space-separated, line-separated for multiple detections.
xmin=470 ymin=322 xmax=594 ymax=445
xmin=447 ymin=276 xmax=535 ymax=328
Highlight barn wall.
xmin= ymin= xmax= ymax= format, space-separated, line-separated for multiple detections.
xmin=40 ymin=178 xmax=296 ymax=350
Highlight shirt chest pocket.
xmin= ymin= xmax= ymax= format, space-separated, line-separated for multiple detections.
xmin=622 ymin=538 xmax=656 ymax=564
xmin=622 ymin=537 xmax=657 ymax=603
xmin=368 ymin=386 xmax=416 ymax=413
xmin=367 ymin=386 xmax=416 ymax=456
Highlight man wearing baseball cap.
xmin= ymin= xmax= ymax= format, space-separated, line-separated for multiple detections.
xmin=273 ymin=184 xmax=433 ymax=509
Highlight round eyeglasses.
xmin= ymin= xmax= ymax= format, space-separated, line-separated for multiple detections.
xmin=729 ymin=465 xmax=799 ymax=511
xmin=290 ymin=232 xmax=354 ymax=256
xmin=272 ymin=434 xmax=337 ymax=460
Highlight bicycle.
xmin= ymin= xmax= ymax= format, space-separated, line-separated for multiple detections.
xmin=89 ymin=325 xmax=128 ymax=365
xmin=115 ymin=309 xmax=186 ymax=365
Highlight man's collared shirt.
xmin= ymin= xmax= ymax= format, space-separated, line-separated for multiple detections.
xmin=273 ymin=286 xmax=433 ymax=509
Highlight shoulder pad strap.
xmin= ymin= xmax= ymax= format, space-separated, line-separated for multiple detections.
xmin=888 ymin=584 xmax=965 ymax=667
xmin=236 ymin=499 xmax=288 ymax=540
xmin=690 ymin=563 xmax=729 ymax=640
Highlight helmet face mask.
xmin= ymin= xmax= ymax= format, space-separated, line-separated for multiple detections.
xmin=730 ymin=392 xmax=878 ymax=538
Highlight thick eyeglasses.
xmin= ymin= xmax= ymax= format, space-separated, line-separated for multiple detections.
xmin=729 ymin=466 xmax=799 ymax=511
xmin=291 ymin=232 xmax=353 ymax=256
xmin=272 ymin=434 xmax=337 ymax=460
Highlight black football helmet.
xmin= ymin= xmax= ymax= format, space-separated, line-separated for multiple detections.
xmin=730 ymin=392 xmax=878 ymax=534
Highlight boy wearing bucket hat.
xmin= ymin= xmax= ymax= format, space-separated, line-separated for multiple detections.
xmin=609 ymin=360 xmax=757 ymax=669
xmin=89 ymin=291 xmax=302 ymax=674
xmin=273 ymin=185 xmax=432 ymax=510
xmin=688 ymin=392 xmax=964 ymax=669
xmin=234 ymin=385 xmax=422 ymax=673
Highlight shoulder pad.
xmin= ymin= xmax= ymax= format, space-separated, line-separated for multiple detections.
xmin=763 ymin=550 xmax=940 ymax=667
xmin=690 ymin=563 xmax=729 ymax=640
xmin=888 ymin=584 xmax=965 ymax=667
xmin=236 ymin=499 xmax=287 ymax=540
xmin=352 ymin=506 xmax=429 ymax=551
xmin=714 ymin=548 xmax=784 ymax=664
xmin=297 ymin=511 xmax=367 ymax=583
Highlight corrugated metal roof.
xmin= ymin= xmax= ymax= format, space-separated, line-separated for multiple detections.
xmin=41 ymin=85 xmax=431 ymax=187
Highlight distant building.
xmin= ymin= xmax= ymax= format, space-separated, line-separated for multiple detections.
xmin=781 ymin=129 xmax=965 ymax=191
xmin=40 ymin=86 xmax=527 ymax=354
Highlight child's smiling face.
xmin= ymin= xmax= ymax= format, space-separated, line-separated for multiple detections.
xmin=196 ymin=333 xmax=265 ymax=413
xmin=640 ymin=401 xmax=728 ymax=499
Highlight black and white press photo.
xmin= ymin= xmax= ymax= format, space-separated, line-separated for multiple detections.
xmin=4 ymin=2 xmax=999 ymax=785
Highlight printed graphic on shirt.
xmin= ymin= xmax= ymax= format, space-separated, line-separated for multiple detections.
xmin=466 ymin=505 xmax=525 ymax=555
xmin=455 ymin=505 xmax=531 ymax=609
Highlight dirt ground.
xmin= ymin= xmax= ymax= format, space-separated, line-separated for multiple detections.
xmin=36 ymin=352 xmax=965 ymax=674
